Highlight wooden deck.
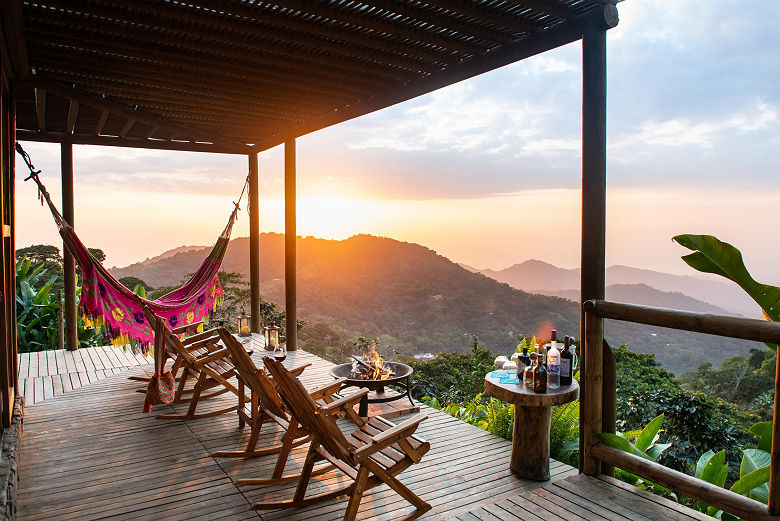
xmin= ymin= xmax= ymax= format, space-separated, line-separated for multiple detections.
xmin=17 ymin=345 xmax=153 ymax=404
xmin=17 ymin=347 xmax=708 ymax=520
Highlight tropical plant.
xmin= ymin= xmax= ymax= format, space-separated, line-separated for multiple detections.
xmin=422 ymin=392 xmax=514 ymax=440
xmin=673 ymin=234 xmax=779 ymax=323
xmin=593 ymin=414 xmax=673 ymax=495
xmin=694 ymin=420 xmax=773 ymax=519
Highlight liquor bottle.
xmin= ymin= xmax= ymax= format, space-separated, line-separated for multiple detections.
xmin=533 ymin=346 xmax=547 ymax=393
xmin=560 ymin=335 xmax=574 ymax=386
xmin=547 ymin=332 xmax=560 ymax=390
xmin=517 ymin=346 xmax=531 ymax=380
xmin=524 ymin=349 xmax=537 ymax=388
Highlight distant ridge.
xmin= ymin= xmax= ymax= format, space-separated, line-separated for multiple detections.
xmin=110 ymin=235 xmax=758 ymax=373
xmin=473 ymin=259 xmax=759 ymax=318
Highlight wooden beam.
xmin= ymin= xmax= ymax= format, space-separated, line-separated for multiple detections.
xmin=0 ymin=0 xmax=31 ymax=78
xmin=248 ymin=153 xmax=261 ymax=334
xmin=16 ymin=129 xmax=247 ymax=155
xmin=593 ymin=443 xmax=779 ymax=521
xmin=95 ymin=110 xmax=109 ymax=135
xmin=580 ymin=13 xmax=609 ymax=477
xmin=253 ymin=9 xmax=617 ymax=151
xmin=584 ymin=300 xmax=780 ymax=344
xmin=20 ymin=76 xmax=249 ymax=152
xmin=144 ymin=126 xmax=157 ymax=139
xmin=118 ymin=119 xmax=134 ymax=138
xmin=61 ymin=143 xmax=78 ymax=352
xmin=35 ymin=88 xmax=46 ymax=131
xmin=65 ymin=100 xmax=79 ymax=133
xmin=285 ymin=139 xmax=297 ymax=351
xmin=601 ymin=340 xmax=617 ymax=477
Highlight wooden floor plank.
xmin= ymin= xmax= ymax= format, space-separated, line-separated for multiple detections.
xmin=18 ymin=353 xmax=28 ymax=379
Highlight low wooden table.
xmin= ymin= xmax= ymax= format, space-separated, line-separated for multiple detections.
xmin=485 ymin=372 xmax=579 ymax=481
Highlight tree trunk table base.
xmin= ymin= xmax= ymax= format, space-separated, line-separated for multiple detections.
xmin=485 ymin=372 xmax=579 ymax=481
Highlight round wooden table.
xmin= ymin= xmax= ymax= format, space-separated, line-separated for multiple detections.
xmin=484 ymin=372 xmax=579 ymax=481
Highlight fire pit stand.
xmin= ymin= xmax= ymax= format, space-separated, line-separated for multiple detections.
xmin=329 ymin=361 xmax=416 ymax=417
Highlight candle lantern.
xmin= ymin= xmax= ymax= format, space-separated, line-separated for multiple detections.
xmin=263 ymin=326 xmax=271 ymax=349
xmin=237 ymin=311 xmax=251 ymax=337
xmin=268 ymin=325 xmax=280 ymax=350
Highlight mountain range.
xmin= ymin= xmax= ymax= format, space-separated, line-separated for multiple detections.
xmin=467 ymin=259 xmax=759 ymax=318
xmin=111 ymin=234 xmax=759 ymax=374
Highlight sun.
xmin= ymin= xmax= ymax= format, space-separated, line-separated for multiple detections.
xmin=297 ymin=193 xmax=379 ymax=240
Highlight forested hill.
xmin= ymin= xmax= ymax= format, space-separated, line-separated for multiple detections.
xmin=111 ymin=234 xmax=757 ymax=372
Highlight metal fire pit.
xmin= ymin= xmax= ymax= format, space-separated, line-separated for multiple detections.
xmin=329 ymin=361 xmax=415 ymax=417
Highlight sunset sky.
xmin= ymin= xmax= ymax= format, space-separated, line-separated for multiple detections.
xmin=16 ymin=0 xmax=780 ymax=285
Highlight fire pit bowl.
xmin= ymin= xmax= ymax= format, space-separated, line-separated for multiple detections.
xmin=329 ymin=361 xmax=415 ymax=417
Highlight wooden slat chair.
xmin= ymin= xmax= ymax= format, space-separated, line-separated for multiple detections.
xmin=213 ymin=330 xmax=348 ymax=484
xmin=260 ymin=356 xmax=432 ymax=521
xmin=142 ymin=305 xmax=242 ymax=420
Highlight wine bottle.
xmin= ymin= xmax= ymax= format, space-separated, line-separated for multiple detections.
xmin=560 ymin=335 xmax=574 ymax=386
xmin=548 ymin=332 xmax=560 ymax=389
xmin=517 ymin=347 xmax=531 ymax=380
xmin=524 ymin=349 xmax=537 ymax=388
xmin=533 ymin=347 xmax=547 ymax=393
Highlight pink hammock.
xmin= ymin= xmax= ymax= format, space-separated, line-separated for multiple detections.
xmin=20 ymin=145 xmax=243 ymax=351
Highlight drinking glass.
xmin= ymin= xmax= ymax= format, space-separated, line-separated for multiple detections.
xmin=274 ymin=343 xmax=287 ymax=363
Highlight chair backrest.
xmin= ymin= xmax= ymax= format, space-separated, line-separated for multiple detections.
xmin=218 ymin=330 xmax=287 ymax=418
xmin=141 ymin=305 xmax=221 ymax=366
xmin=263 ymin=356 xmax=353 ymax=462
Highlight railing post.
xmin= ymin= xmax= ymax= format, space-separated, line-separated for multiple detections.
xmin=583 ymin=307 xmax=603 ymax=475
xmin=601 ymin=339 xmax=617 ymax=477
xmin=284 ymin=139 xmax=297 ymax=351
xmin=769 ymin=344 xmax=780 ymax=514
xmin=248 ymin=152 xmax=261 ymax=334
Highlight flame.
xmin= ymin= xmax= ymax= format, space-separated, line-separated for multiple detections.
xmin=365 ymin=343 xmax=393 ymax=380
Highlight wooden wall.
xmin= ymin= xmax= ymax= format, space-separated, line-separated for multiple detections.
xmin=0 ymin=36 xmax=18 ymax=428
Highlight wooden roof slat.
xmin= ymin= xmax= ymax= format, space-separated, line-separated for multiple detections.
xmin=65 ymin=99 xmax=78 ymax=133
xmin=94 ymin=109 xmax=108 ymax=135
xmin=29 ymin=48 xmax=360 ymax=108
xmin=25 ymin=27 xmax=384 ymax=97
xmin=21 ymin=76 xmax=249 ymax=151
xmin=29 ymin=0 xmax=437 ymax=76
xmin=34 ymin=88 xmax=46 ymax=132
xmin=0 ymin=0 xmax=31 ymax=78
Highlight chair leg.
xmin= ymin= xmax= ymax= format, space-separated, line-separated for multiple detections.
xmin=343 ymin=466 xmax=369 ymax=521
xmin=238 ymin=380 xmax=246 ymax=428
xmin=293 ymin=441 xmax=319 ymax=503
xmin=272 ymin=417 xmax=298 ymax=479
xmin=173 ymin=369 xmax=190 ymax=402
xmin=365 ymin=459 xmax=431 ymax=514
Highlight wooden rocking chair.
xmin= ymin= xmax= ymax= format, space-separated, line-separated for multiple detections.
xmin=260 ymin=356 xmax=432 ymax=521
xmin=141 ymin=305 xmax=242 ymax=420
xmin=212 ymin=330 xmax=349 ymax=485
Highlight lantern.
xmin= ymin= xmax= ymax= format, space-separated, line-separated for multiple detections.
xmin=263 ymin=326 xmax=271 ymax=348
xmin=268 ymin=325 xmax=280 ymax=350
xmin=237 ymin=311 xmax=251 ymax=337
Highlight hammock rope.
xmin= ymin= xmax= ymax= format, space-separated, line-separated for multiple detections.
xmin=15 ymin=142 xmax=248 ymax=352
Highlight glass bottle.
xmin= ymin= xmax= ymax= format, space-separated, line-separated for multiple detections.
xmin=524 ymin=350 xmax=537 ymax=388
xmin=560 ymin=335 xmax=574 ymax=386
xmin=548 ymin=332 xmax=560 ymax=390
xmin=533 ymin=346 xmax=547 ymax=393
xmin=517 ymin=346 xmax=531 ymax=379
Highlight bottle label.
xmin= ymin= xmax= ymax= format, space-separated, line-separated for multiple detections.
xmin=516 ymin=361 xmax=526 ymax=375
xmin=560 ymin=358 xmax=571 ymax=377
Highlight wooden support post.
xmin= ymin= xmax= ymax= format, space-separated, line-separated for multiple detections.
xmin=580 ymin=19 xmax=608 ymax=475
xmin=61 ymin=142 xmax=78 ymax=351
xmin=769 ymin=344 xmax=780 ymax=514
xmin=601 ymin=339 xmax=617 ymax=477
xmin=284 ymin=139 xmax=297 ymax=351
xmin=248 ymin=152 xmax=261 ymax=333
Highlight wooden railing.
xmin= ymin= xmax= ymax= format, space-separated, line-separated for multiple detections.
xmin=582 ymin=300 xmax=780 ymax=521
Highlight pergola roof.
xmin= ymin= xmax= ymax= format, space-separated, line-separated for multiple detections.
xmin=4 ymin=0 xmax=617 ymax=154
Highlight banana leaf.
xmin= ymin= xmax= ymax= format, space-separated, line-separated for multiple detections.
xmin=634 ymin=414 xmax=664 ymax=452
xmin=673 ymin=234 xmax=780 ymax=321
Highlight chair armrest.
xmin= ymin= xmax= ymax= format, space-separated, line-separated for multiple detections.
xmin=289 ymin=363 xmax=312 ymax=378
xmin=194 ymin=347 xmax=230 ymax=366
xmin=309 ymin=378 xmax=346 ymax=400
xmin=172 ymin=321 xmax=204 ymax=335
xmin=318 ymin=388 xmax=368 ymax=416
xmin=181 ymin=327 xmax=220 ymax=345
xmin=353 ymin=413 xmax=428 ymax=461
xmin=371 ymin=413 xmax=427 ymax=445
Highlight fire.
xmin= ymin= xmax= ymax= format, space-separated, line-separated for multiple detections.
xmin=351 ymin=343 xmax=394 ymax=380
